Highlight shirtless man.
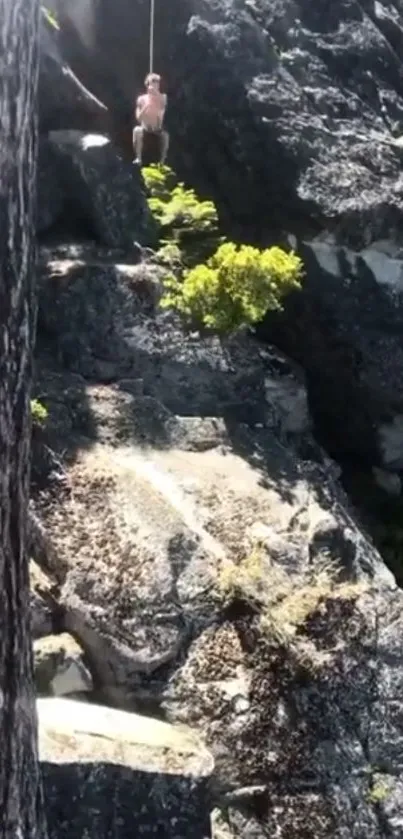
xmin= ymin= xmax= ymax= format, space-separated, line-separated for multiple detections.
xmin=133 ymin=73 xmax=169 ymax=166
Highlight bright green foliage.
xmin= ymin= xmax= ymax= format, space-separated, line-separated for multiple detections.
xmin=142 ymin=165 xmax=178 ymax=204
xmin=142 ymin=164 xmax=218 ymax=237
xmin=143 ymin=165 xmax=303 ymax=333
xmin=161 ymin=241 xmax=303 ymax=332
xmin=156 ymin=241 xmax=183 ymax=268
xmin=158 ymin=184 xmax=217 ymax=233
xmin=31 ymin=399 xmax=48 ymax=427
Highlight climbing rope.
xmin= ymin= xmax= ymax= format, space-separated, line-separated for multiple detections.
xmin=149 ymin=0 xmax=155 ymax=74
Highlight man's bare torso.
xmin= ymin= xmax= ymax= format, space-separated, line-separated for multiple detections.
xmin=136 ymin=91 xmax=167 ymax=132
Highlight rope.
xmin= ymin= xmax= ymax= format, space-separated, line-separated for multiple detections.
xmin=149 ymin=0 xmax=155 ymax=74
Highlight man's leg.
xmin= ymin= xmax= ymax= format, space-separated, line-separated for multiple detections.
xmin=133 ymin=126 xmax=144 ymax=164
xmin=160 ymin=130 xmax=169 ymax=164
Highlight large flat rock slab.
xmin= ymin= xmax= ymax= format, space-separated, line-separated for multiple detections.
xmin=39 ymin=697 xmax=213 ymax=838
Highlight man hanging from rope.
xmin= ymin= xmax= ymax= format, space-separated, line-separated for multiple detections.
xmin=133 ymin=73 xmax=169 ymax=167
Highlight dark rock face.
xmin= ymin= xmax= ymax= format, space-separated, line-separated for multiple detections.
xmin=37 ymin=138 xmax=65 ymax=233
xmin=39 ymin=698 xmax=213 ymax=839
xmin=43 ymin=762 xmax=212 ymax=838
xmin=37 ymin=132 xmax=156 ymax=246
xmin=39 ymin=11 xmax=109 ymax=133
xmin=47 ymin=0 xmax=403 ymax=241
xmin=164 ymin=588 xmax=403 ymax=839
xmin=37 ymin=255 xmax=160 ymax=378
xmin=257 ymin=238 xmax=403 ymax=469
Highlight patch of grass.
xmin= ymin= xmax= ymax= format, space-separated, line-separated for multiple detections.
xmin=161 ymin=241 xmax=303 ymax=333
xmin=218 ymin=547 xmax=365 ymax=664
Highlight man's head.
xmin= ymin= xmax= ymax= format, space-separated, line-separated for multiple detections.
xmin=145 ymin=73 xmax=161 ymax=92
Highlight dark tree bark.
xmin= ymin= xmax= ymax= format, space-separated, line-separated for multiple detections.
xmin=0 ymin=1 xmax=46 ymax=837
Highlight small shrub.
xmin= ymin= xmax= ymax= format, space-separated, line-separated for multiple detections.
xmin=160 ymin=184 xmax=218 ymax=234
xmin=218 ymin=548 xmax=365 ymax=663
xmin=161 ymin=241 xmax=303 ymax=332
xmin=142 ymin=164 xmax=219 ymax=240
xmin=31 ymin=399 xmax=48 ymax=428
xmin=142 ymin=164 xmax=177 ymax=204
xmin=156 ymin=241 xmax=183 ymax=269
xmin=219 ymin=546 xmax=270 ymax=603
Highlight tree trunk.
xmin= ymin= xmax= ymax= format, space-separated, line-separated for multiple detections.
xmin=0 ymin=1 xmax=45 ymax=837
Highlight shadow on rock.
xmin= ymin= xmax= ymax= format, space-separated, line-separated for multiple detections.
xmin=257 ymin=237 xmax=403 ymax=470
xmin=43 ymin=761 xmax=212 ymax=838
xmin=39 ymin=696 xmax=213 ymax=839
xmin=32 ymin=351 xmax=97 ymax=484
xmin=37 ymin=248 xmax=308 ymax=504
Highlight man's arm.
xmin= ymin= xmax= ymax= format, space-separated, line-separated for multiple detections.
xmin=160 ymin=93 xmax=167 ymax=127
xmin=135 ymin=94 xmax=146 ymax=122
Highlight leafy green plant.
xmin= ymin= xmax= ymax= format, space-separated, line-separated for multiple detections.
xmin=160 ymin=184 xmax=217 ymax=233
xmin=142 ymin=164 xmax=178 ymax=203
xmin=31 ymin=399 xmax=48 ymax=428
xmin=161 ymin=241 xmax=304 ymax=332
xmin=142 ymin=164 xmax=219 ymax=239
xmin=156 ymin=241 xmax=183 ymax=269
xmin=218 ymin=548 xmax=365 ymax=667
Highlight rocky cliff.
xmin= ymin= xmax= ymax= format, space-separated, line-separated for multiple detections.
xmin=44 ymin=0 xmax=403 ymax=238
xmin=39 ymin=0 xmax=403 ymax=471
xmin=33 ymin=3 xmax=403 ymax=837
